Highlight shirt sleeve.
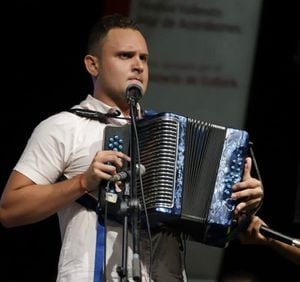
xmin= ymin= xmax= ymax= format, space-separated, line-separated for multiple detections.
xmin=14 ymin=113 xmax=75 ymax=184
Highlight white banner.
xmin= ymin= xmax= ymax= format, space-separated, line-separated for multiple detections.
xmin=130 ymin=0 xmax=262 ymax=129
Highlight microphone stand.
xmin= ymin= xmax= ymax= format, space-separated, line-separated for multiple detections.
xmin=127 ymin=95 xmax=141 ymax=281
xmin=260 ymin=225 xmax=300 ymax=248
xmin=117 ymin=181 xmax=130 ymax=281
xmin=117 ymin=84 xmax=143 ymax=281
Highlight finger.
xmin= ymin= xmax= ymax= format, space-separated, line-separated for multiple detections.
xmin=231 ymin=183 xmax=262 ymax=199
xmin=232 ymin=177 xmax=261 ymax=192
xmin=94 ymin=166 xmax=117 ymax=181
xmin=114 ymin=182 xmax=122 ymax=192
xmin=111 ymin=151 xmax=131 ymax=162
xmin=95 ymin=150 xmax=130 ymax=162
xmin=95 ymin=153 xmax=129 ymax=170
xmin=234 ymin=197 xmax=262 ymax=215
xmin=242 ymin=157 xmax=252 ymax=181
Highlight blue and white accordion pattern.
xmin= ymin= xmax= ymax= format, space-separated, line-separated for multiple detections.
xmin=104 ymin=112 xmax=249 ymax=247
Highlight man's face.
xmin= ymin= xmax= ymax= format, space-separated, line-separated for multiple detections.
xmin=96 ymin=28 xmax=149 ymax=107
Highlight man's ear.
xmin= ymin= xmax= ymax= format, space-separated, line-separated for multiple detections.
xmin=84 ymin=55 xmax=99 ymax=76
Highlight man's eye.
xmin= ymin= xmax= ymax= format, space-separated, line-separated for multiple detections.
xmin=119 ymin=53 xmax=131 ymax=59
xmin=140 ymin=55 xmax=148 ymax=62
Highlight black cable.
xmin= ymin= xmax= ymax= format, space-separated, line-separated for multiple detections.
xmin=181 ymin=233 xmax=188 ymax=280
xmin=123 ymin=103 xmax=154 ymax=279
xmin=130 ymin=103 xmax=153 ymax=281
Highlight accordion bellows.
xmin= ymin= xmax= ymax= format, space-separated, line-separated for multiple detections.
xmin=104 ymin=112 xmax=249 ymax=247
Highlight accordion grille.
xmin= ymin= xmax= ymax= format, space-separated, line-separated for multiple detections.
xmin=137 ymin=119 xmax=178 ymax=209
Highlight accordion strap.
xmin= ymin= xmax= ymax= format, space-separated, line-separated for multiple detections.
xmin=76 ymin=193 xmax=99 ymax=212
xmin=68 ymin=108 xmax=121 ymax=123
xmin=57 ymin=174 xmax=99 ymax=213
xmin=249 ymin=143 xmax=264 ymax=215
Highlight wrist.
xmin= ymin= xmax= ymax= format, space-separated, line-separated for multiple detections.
xmin=79 ymin=173 xmax=88 ymax=193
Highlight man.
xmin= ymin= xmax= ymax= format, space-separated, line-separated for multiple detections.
xmin=0 ymin=14 xmax=264 ymax=281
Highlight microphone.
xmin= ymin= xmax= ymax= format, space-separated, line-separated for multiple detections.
xmin=109 ymin=164 xmax=146 ymax=182
xmin=125 ymin=84 xmax=143 ymax=103
xmin=260 ymin=225 xmax=300 ymax=248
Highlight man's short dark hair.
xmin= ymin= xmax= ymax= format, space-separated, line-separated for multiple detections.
xmin=86 ymin=14 xmax=140 ymax=55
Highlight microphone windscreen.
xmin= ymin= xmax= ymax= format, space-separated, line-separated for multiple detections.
xmin=125 ymin=84 xmax=143 ymax=102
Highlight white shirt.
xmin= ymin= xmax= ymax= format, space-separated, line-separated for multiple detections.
xmin=14 ymin=95 xmax=151 ymax=281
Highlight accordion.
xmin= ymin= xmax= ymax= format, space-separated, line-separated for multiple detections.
xmin=104 ymin=112 xmax=249 ymax=247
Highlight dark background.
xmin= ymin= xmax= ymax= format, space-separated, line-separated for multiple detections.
xmin=1 ymin=1 xmax=299 ymax=281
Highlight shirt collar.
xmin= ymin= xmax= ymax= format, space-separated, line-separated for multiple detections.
xmin=77 ymin=94 xmax=142 ymax=125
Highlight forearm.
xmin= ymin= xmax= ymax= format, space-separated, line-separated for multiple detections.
xmin=268 ymin=239 xmax=300 ymax=266
xmin=0 ymin=173 xmax=86 ymax=227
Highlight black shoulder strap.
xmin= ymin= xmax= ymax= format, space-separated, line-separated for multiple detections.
xmin=76 ymin=193 xmax=99 ymax=212
xmin=57 ymin=174 xmax=99 ymax=212
xmin=68 ymin=108 xmax=121 ymax=123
